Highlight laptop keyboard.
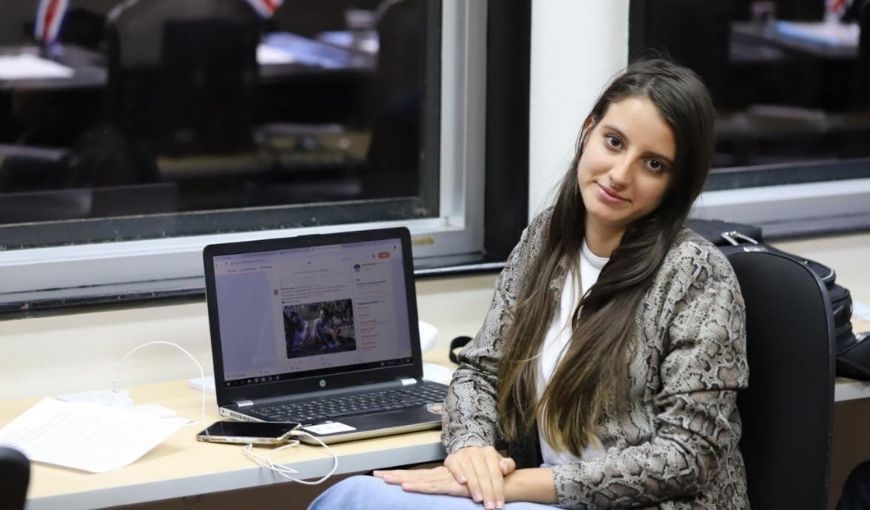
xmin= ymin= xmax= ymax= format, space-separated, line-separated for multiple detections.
xmin=254 ymin=382 xmax=447 ymax=423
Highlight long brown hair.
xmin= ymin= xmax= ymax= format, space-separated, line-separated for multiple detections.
xmin=497 ymin=59 xmax=716 ymax=454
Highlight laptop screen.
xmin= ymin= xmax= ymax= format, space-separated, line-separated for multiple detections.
xmin=208 ymin=235 xmax=415 ymax=388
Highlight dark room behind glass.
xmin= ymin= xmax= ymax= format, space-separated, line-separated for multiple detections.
xmin=630 ymin=0 xmax=870 ymax=191
xmin=0 ymin=0 xmax=439 ymax=247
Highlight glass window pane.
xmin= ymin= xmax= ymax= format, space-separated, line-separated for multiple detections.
xmin=630 ymin=0 xmax=869 ymax=176
xmin=0 ymin=0 xmax=440 ymax=249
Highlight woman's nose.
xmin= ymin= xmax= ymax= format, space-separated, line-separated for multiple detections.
xmin=608 ymin=157 xmax=631 ymax=189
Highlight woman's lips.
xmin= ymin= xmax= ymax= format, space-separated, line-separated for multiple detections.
xmin=597 ymin=183 xmax=629 ymax=204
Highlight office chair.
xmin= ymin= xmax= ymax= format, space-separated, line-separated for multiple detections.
xmin=729 ymin=250 xmax=835 ymax=510
xmin=852 ymin=1 xmax=870 ymax=109
xmin=362 ymin=0 xmax=424 ymax=199
xmin=0 ymin=446 xmax=30 ymax=510
xmin=0 ymin=143 xmax=70 ymax=192
xmin=106 ymin=0 xmax=261 ymax=157
xmin=775 ymin=0 xmax=825 ymax=21
xmin=270 ymin=0 xmax=381 ymax=37
xmin=629 ymin=0 xmax=731 ymax=106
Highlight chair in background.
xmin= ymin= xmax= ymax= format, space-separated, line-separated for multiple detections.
xmin=629 ymin=0 xmax=732 ymax=106
xmin=0 ymin=446 xmax=30 ymax=510
xmin=105 ymin=0 xmax=261 ymax=157
xmin=852 ymin=1 xmax=870 ymax=110
xmin=775 ymin=0 xmax=825 ymax=21
xmin=0 ymin=143 xmax=69 ymax=192
xmin=729 ymin=250 xmax=835 ymax=510
xmin=270 ymin=0 xmax=381 ymax=37
xmin=362 ymin=0 xmax=424 ymax=199
xmin=57 ymin=7 xmax=107 ymax=50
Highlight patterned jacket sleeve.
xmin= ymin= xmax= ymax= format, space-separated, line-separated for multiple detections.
xmin=441 ymin=210 xmax=550 ymax=453
xmin=552 ymin=238 xmax=749 ymax=509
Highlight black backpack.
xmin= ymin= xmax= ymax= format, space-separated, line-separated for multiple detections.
xmin=689 ymin=219 xmax=870 ymax=381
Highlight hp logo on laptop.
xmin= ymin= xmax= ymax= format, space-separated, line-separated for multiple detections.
xmin=319 ymin=379 xmax=326 ymax=388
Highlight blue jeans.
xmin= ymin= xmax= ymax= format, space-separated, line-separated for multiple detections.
xmin=309 ymin=475 xmax=558 ymax=510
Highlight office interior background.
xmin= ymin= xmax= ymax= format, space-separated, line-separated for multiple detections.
xmin=1 ymin=0 xmax=869 ymax=508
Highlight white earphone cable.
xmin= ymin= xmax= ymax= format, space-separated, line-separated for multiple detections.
xmin=242 ymin=430 xmax=339 ymax=485
xmin=114 ymin=341 xmax=337 ymax=483
xmin=113 ymin=340 xmax=207 ymax=425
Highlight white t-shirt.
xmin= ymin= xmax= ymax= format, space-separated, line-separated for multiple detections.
xmin=535 ymin=241 xmax=608 ymax=466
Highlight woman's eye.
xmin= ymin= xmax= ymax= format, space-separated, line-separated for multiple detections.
xmin=605 ymin=135 xmax=622 ymax=149
xmin=648 ymin=159 xmax=664 ymax=172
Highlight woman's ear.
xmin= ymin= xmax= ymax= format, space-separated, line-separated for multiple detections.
xmin=579 ymin=116 xmax=597 ymax=148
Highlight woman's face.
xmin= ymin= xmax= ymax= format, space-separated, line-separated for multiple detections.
xmin=577 ymin=96 xmax=676 ymax=238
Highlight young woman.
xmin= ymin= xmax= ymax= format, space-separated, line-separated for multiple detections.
xmin=309 ymin=58 xmax=749 ymax=509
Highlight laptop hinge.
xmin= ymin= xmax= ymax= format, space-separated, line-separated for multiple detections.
xmin=400 ymin=378 xmax=417 ymax=386
xmin=236 ymin=400 xmax=255 ymax=408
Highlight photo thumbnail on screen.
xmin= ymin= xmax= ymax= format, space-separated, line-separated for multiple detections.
xmin=283 ymin=299 xmax=356 ymax=359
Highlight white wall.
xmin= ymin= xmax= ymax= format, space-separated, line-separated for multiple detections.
xmin=528 ymin=0 xmax=629 ymax=217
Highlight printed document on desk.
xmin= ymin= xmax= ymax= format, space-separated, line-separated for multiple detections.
xmin=0 ymin=397 xmax=186 ymax=473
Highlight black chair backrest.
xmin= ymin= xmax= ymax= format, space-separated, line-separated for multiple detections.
xmin=363 ymin=0 xmax=424 ymax=198
xmin=729 ymin=250 xmax=835 ymax=510
xmin=106 ymin=0 xmax=260 ymax=156
xmin=0 ymin=446 xmax=30 ymax=510
xmin=629 ymin=0 xmax=731 ymax=106
xmin=854 ymin=1 xmax=870 ymax=109
xmin=775 ymin=0 xmax=825 ymax=21
xmin=156 ymin=19 xmax=259 ymax=154
xmin=0 ymin=144 xmax=69 ymax=192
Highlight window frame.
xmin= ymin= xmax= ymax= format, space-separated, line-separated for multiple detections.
xmin=0 ymin=0 xmax=490 ymax=307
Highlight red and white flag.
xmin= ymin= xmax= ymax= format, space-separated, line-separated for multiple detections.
xmin=827 ymin=0 xmax=850 ymax=16
xmin=33 ymin=0 xmax=69 ymax=46
xmin=244 ymin=0 xmax=284 ymax=18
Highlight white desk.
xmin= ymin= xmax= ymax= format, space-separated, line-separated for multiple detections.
xmin=1 ymin=268 xmax=869 ymax=509
xmin=0 ymin=380 xmax=445 ymax=510
xmin=7 ymin=347 xmax=868 ymax=510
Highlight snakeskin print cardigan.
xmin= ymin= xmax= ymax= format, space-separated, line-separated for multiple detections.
xmin=442 ymin=209 xmax=749 ymax=509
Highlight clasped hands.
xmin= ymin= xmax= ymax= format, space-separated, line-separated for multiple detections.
xmin=373 ymin=445 xmax=516 ymax=510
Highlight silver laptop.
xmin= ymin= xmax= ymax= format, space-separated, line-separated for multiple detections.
xmin=203 ymin=227 xmax=447 ymax=444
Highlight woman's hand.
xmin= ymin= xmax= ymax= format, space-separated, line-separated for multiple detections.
xmin=373 ymin=457 xmax=552 ymax=510
xmin=373 ymin=465 xmax=470 ymax=498
xmin=444 ymin=446 xmax=517 ymax=509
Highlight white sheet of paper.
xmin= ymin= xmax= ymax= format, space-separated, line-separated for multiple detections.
xmin=0 ymin=398 xmax=187 ymax=473
xmin=0 ymin=54 xmax=74 ymax=80
xmin=55 ymin=389 xmax=134 ymax=408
